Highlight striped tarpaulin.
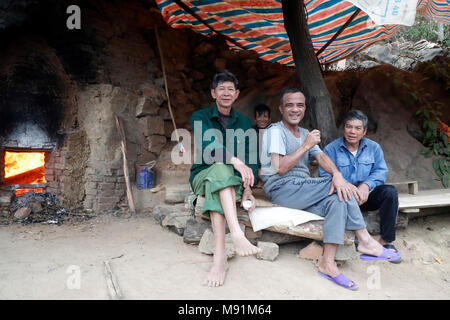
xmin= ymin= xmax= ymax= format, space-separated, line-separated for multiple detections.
xmin=155 ymin=0 xmax=449 ymax=66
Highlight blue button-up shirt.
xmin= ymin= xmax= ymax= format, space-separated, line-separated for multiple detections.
xmin=319 ymin=137 xmax=388 ymax=191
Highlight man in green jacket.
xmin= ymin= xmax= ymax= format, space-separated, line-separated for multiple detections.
xmin=190 ymin=70 xmax=261 ymax=287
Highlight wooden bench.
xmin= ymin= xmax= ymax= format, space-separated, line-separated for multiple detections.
xmin=193 ymin=188 xmax=450 ymax=246
xmin=194 ymin=189 xmax=355 ymax=246
xmin=387 ymin=180 xmax=419 ymax=195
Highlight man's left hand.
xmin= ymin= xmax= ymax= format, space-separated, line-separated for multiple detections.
xmin=241 ymin=187 xmax=256 ymax=212
xmin=329 ymin=172 xmax=353 ymax=202
xmin=357 ymin=183 xmax=370 ymax=205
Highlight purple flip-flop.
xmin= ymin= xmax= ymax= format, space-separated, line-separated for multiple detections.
xmin=318 ymin=272 xmax=359 ymax=290
xmin=360 ymin=247 xmax=402 ymax=262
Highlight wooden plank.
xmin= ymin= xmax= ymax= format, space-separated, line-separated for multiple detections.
xmin=387 ymin=181 xmax=418 ymax=195
xmin=399 ymin=190 xmax=450 ymax=209
xmin=195 ymin=196 xmax=354 ymax=245
xmin=115 ymin=115 xmax=136 ymax=214
xmin=103 ymin=261 xmax=122 ymax=300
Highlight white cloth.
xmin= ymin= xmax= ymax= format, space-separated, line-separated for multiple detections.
xmin=249 ymin=206 xmax=324 ymax=232
xmin=346 ymin=0 xmax=418 ymax=26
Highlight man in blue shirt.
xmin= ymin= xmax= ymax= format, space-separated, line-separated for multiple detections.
xmin=320 ymin=110 xmax=400 ymax=256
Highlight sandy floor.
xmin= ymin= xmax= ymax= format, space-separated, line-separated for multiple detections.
xmin=0 ymin=211 xmax=449 ymax=300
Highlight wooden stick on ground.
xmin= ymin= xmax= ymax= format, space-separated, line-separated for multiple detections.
xmin=103 ymin=260 xmax=122 ymax=300
xmin=115 ymin=115 xmax=136 ymax=214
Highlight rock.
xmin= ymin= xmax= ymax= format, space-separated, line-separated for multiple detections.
xmin=335 ymin=244 xmax=358 ymax=261
xmin=28 ymin=201 xmax=43 ymax=213
xmin=245 ymin=227 xmax=262 ymax=243
xmin=161 ymin=211 xmax=192 ymax=236
xmin=360 ymin=61 xmax=380 ymax=69
xmin=194 ymin=42 xmax=216 ymax=55
xmin=259 ymin=230 xmax=304 ymax=245
xmin=0 ymin=190 xmax=12 ymax=207
xmin=256 ymin=241 xmax=279 ymax=261
xmin=135 ymin=96 xmax=160 ymax=117
xmin=183 ymin=217 xmax=211 ymax=244
xmin=165 ymin=184 xmax=191 ymax=204
xmin=14 ymin=207 xmax=31 ymax=219
xmin=140 ymin=83 xmax=167 ymax=105
xmin=363 ymin=211 xmax=380 ymax=234
xmin=298 ymin=241 xmax=323 ymax=260
xmin=214 ymin=58 xmax=227 ymax=72
xmin=363 ymin=210 xmax=409 ymax=235
xmin=146 ymin=116 xmax=165 ymax=135
xmin=152 ymin=204 xmax=186 ymax=223
xmin=147 ymin=135 xmax=167 ymax=153
xmin=198 ymin=228 xmax=235 ymax=259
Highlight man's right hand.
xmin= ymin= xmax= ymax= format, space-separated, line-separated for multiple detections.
xmin=304 ymin=130 xmax=321 ymax=150
xmin=230 ymin=157 xmax=254 ymax=188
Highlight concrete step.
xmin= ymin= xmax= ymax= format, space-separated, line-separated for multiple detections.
xmin=153 ymin=160 xmax=191 ymax=185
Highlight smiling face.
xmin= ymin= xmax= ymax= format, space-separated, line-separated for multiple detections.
xmin=344 ymin=119 xmax=367 ymax=147
xmin=279 ymin=92 xmax=306 ymax=127
xmin=211 ymin=81 xmax=240 ymax=112
xmin=255 ymin=111 xmax=271 ymax=129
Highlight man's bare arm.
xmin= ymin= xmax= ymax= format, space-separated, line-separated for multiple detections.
xmin=272 ymin=129 xmax=321 ymax=175
xmin=315 ymin=152 xmax=353 ymax=202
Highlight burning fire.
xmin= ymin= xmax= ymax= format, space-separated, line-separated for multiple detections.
xmin=4 ymin=151 xmax=46 ymax=196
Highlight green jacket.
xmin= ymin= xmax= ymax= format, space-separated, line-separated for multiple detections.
xmin=189 ymin=104 xmax=259 ymax=186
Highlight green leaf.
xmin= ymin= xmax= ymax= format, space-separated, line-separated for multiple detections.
xmin=429 ymin=121 xmax=437 ymax=131
xmin=439 ymin=158 xmax=447 ymax=173
xmin=443 ymin=175 xmax=449 ymax=188
xmin=433 ymin=159 xmax=440 ymax=172
xmin=443 ymin=135 xmax=449 ymax=148
xmin=425 ymin=150 xmax=433 ymax=158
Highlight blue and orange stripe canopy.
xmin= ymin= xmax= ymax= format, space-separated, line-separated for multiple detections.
xmin=156 ymin=0 xmax=449 ymax=65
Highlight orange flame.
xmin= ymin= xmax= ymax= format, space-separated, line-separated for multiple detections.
xmin=4 ymin=152 xmax=46 ymax=196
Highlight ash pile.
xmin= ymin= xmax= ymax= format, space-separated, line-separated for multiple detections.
xmin=1 ymin=190 xmax=95 ymax=225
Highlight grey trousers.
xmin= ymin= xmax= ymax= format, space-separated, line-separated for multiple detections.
xmin=267 ymin=176 xmax=366 ymax=245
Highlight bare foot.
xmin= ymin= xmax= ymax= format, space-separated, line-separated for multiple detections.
xmin=317 ymin=258 xmax=340 ymax=278
xmin=357 ymin=237 xmax=385 ymax=257
xmin=203 ymin=260 xmax=228 ymax=287
xmin=230 ymin=233 xmax=262 ymax=256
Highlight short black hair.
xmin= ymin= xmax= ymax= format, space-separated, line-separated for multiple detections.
xmin=211 ymin=70 xmax=239 ymax=90
xmin=254 ymin=104 xmax=271 ymax=118
xmin=343 ymin=109 xmax=368 ymax=129
xmin=280 ymin=87 xmax=304 ymax=105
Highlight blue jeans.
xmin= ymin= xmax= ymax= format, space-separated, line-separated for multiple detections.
xmin=267 ymin=176 xmax=366 ymax=245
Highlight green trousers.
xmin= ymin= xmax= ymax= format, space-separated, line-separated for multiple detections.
xmin=191 ymin=163 xmax=243 ymax=218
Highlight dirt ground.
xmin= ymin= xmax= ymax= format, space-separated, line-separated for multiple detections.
xmin=0 ymin=210 xmax=449 ymax=300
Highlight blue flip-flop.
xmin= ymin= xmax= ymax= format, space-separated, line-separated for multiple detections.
xmin=318 ymin=271 xmax=359 ymax=290
xmin=360 ymin=247 xmax=402 ymax=262
xmin=383 ymin=244 xmax=402 ymax=264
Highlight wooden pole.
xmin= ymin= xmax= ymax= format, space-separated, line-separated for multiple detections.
xmin=115 ymin=115 xmax=136 ymax=214
xmin=281 ymin=0 xmax=338 ymax=147
xmin=103 ymin=260 xmax=122 ymax=300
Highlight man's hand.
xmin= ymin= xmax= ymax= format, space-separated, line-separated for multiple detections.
xmin=230 ymin=157 xmax=254 ymax=189
xmin=347 ymin=182 xmax=364 ymax=205
xmin=241 ymin=187 xmax=256 ymax=212
xmin=357 ymin=183 xmax=370 ymax=205
xmin=304 ymin=130 xmax=321 ymax=150
xmin=328 ymin=172 xmax=353 ymax=202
